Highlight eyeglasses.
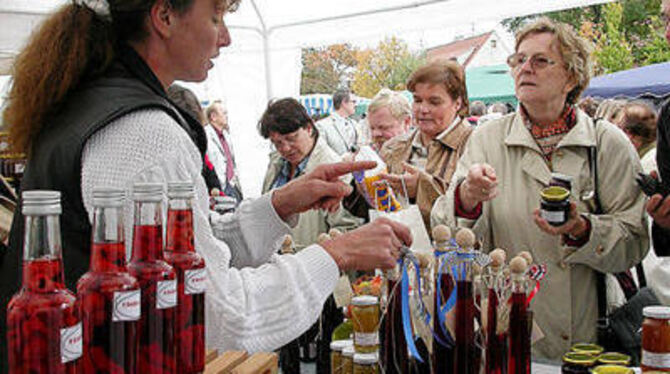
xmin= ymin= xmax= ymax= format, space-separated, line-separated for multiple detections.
xmin=507 ymin=53 xmax=557 ymax=70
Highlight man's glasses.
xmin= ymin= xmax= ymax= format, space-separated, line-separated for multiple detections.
xmin=507 ymin=53 xmax=557 ymax=70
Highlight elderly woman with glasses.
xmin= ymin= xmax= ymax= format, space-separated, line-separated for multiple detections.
xmin=431 ymin=18 xmax=648 ymax=360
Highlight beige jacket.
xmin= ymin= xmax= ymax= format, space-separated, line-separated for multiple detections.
xmin=380 ymin=119 xmax=472 ymax=230
xmin=262 ymin=135 xmax=362 ymax=251
xmin=431 ymin=109 xmax=649 ymax=360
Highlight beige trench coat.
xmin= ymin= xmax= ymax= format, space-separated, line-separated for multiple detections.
xmin=262 ymin=135 xmax=362 ymax=251
xmin=431 ymin=109 xmax=649 ymax=360
xmin=380 ymin=119 xmax=472 ymax=230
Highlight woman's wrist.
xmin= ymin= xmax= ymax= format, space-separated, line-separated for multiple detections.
xmin=459 ymin=180 xmax=478 ymax=212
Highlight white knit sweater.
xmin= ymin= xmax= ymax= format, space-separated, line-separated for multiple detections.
xmin=80 ymin=109 xmax=339 ymax=353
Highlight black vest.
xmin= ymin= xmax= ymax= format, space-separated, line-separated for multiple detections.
xmin=0 ymin=46 xmax=206 ymax=372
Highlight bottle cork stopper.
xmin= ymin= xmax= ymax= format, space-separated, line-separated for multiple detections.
xmin=489 ymin=249 xmax=506 ymax=268
xmin=454 ymin=228 xmax=476 ymax=248
xmin=281 ymin=235 xmax=293 ymax=248
xmin=518 ymin=251 xmax=533 ymax=265
xmin=317 ymin=233 xmax=331 ymax=245
xmin=472 ymin=263 xmax=482 ymax=276
xmin=509 ymin=256 xmax=528 ymax=274
xmin=415 ymin=251 xmax=433 ymax=268
xmin=329 ymin=228 xmax=343 ymax=238
xmin=432 ymin=225 xmax=451 ymax=243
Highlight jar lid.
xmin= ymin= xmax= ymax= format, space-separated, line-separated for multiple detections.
xmin=330 ymin=339 xmax=352 ymax=352
xmin=643 ymin=306 xmax=670 ymax=319
xmin=351 ymin=295 xmax=378 ymax=306
xmin=167 ymin=181 xmax=194 ymax=198
xmin=598 ymin=352 xmax=631 ymax=365
xmin=590 ymin=365 xmax=634 ymax=374
xmin=540 ymin=186 xmax=570 ymax=202
xmin=562 ymin=352 xmax=597 ymax=365
xmin=22 ymin=190 xmax=61 ymax=215
xmin=342 ymin=346 xmax=355 ymax=357
xmin=353 ymin=352 xmax=379 ymax=364
xmin=132 ymin=182 xmax=163 ymax=202
xmin=571 ymin=343 xmax=604 ymax=355
xmin=92 ymin=188 xmax=125 ymax=207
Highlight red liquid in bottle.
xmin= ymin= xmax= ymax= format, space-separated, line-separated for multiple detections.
xmin=129 ymin=225 xmax=177 ymax=374
xmin=432 ymin=272 xmax=454 ymax=374
xmin=380 ymin=278 xmax=408 ymax=374
xmin=454 ymin=280 xmax=477 ymax=374
xmin=485 ymin=288 xmax=507 ymax=374
xmin=7 ymin=257 xmax=81 ymax=374
xmin=164 ymin=209 xmax=206 ymax=374
xmin=508 ymin=292 xmax=530 ymax=374
xmin=77 ymin=242 xmax=140 ymax=374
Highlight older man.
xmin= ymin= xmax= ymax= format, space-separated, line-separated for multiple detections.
xmin=366 ymin=88 xmax=411 ymax=152
xmin=205 ymin=100 xmax=243 ymax=202
xmin=316 ymin=89 xmax=358 ymax=155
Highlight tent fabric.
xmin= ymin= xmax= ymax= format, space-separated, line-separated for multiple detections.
xmin=0 ymin=0 xmax=614 ymax=197
xmin=583 ymin=62 xmax=670 ymax=99
xmin=466 ymin=64 xmax=517 ymax=105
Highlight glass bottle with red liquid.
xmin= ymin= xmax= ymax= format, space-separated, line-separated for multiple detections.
xmin=77 ymin=188 xmax=141 ymax=373
xmin=164 ymin=182 xmax=206 ymax=374
xmin=431 ymin=225 xmax=454 ymax=374
xmin=7 ymin=190 xmax=82 ymax=373
xmin=380 ymin=263 xmax=408 ymax=374
xmin=128 ymin=183 xmax=177 ymax=374
xmin=452 ymin=228 xmax=478 ymax=374
xmin=507 ymin=256 xmax=530 ymax=374
xmin=484 ymin=249 xmax=508 ymax=374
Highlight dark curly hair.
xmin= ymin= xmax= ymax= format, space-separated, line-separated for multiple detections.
xmin=258 ymin=98 xmax=317 ymax=139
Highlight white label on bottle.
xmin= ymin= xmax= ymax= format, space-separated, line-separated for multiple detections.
xmin=642 ymin=350 xmax=670 ymax=368
xmin=185 ymin=268 xmax=207 ymax=295
xmin=60 ymin=322 xmax=82 ymax=364
xmin=354 ymin=332 xmax=379 ymax=347
xmin=541 ymin=209 xmax=565 ymax=224
xmin=14 ymin=163 xmax=24 ymax=174
xmin=156 ymin=280 xmax=177 ymax=309
xmin=113 ymin=289 xmax=141 ymax=321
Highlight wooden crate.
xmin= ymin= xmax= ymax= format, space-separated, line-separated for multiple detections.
xmin=204 ymin=349 xmax=277 ymax=374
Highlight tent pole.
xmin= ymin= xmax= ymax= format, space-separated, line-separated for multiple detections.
xmin=249 ymin=0 xmax=272 ymax=102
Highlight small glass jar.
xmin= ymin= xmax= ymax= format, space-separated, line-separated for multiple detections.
xmin=351 ymin=296 xmax=380 ymax=353
xmin=642 ymin=306 xmax=670 ymax=372
xmin=562 ymin=352 xmax=597 ymax=374
xmin=591 ymin=365 xmax=634 ymax=374
xmin=331 ymin=339 xmax=353 ymax=374
xmin=598 ymin=352 xmax=631 ymax=366
xmin=540 ymin=186 xmax=570 ymax=226
xmin=353 ymin=352 xmax=379 ymax=374
xmin=342 ymin=346 xmax=355 ymax=374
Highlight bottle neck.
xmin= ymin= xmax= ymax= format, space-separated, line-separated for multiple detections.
xmin=165 ymin=197 xmax=195 ymax=253
xmin=131 ymin=200 xmax=164 ymax=262
xmin=22 ymin=214 xmax=65 ymax=291
xmin=90 ymin=205 xmax=127 ymax=272
xmin=511 ymin=274 xmax=527 ymax=294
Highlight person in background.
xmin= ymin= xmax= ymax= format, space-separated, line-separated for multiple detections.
xmin=467 ymin=100 xmax=487 ymax=125
xmin=205 ymin=100 xmax=243 ymax=202
xmin=316 ymin=89 xmax=358 ymax=155
xmin=378 ymin=59 xmax=473 ymax=229
xmin=367 ymin=88 xmax=412 ymax=153
xmin=0 ymin=0 xmax=412 ymax=369
xmin=167 ymin=84 xmax=222 ymax=194
xmin=578 ymin=96 xmax=600 ymax=118
xmin=477 ymin=101 xmax=509 ymax=125
xmin=619 ymin=101 xmax=658 ymax=173
xmin=594 ymin=98 xmax=626 ymax=124
xmin=431 ymin=18 xmax=647 ymax=359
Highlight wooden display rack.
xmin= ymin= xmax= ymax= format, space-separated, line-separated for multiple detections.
xmin=204 ymin=349 xmax=278 ymax=374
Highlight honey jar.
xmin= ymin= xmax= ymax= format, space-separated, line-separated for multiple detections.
xmin=351 ymin=296 xmax=380 ymax=353
xmin=540 ymin=186 xmax=570 ymax=226
xmin=331 ymin=339 xmax=352 ymax=374
xmin=562 ymin=352 xmax=597 ymax=374
xmin=353 ymin=352 xmax=379 ymax=374
xmin=642 ymin=306 xmax=670 ymax=372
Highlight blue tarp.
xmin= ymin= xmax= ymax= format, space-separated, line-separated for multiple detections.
xmin=583 ymin=62 xmax=670 ymax=99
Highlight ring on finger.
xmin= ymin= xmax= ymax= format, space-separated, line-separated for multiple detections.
xmin=481 ymin=187 xmax=488 ymax=194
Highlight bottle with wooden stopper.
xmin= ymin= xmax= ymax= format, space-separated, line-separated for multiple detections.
xmin=431 ymin=224 xmax=454 ymax=374
xmin=484 ymin=248 xmax=508 ymax=374
xmin=508 ymin=256 xmax=531 ymax=374
xmin=453 ymin=228 xmax=478 ymax=374
xmin=381 ymin=241 xmax=407 ymax=373
xmin=280 ymin=235 xmax=295 ymax=255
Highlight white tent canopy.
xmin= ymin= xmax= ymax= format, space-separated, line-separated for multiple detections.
xmin=0 ymin=0 xmax=612 ymax=197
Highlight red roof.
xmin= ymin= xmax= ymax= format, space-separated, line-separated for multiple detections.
xmin=426 ymin=31 xmax=493 ymax=67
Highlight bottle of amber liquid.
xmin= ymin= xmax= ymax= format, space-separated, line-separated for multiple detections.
xmin=431 ymin=224 xmax=454 ymax=374
xmin=7 ymin=191 xmax=82 ymax=373
xmin=380 ymin=263 xmax=408 ymax=374
xmin=128 ymin=183 xmax=177 ymax=374
xmin=164 ymin=182 xmax=206 ymax=373
xmin=507 ymin=256 xmax=530 ymax=374
xmin=641 ymin=306 xmax=670 ymax=372
xmin=77 ymin=188 xmax=140 ymax=373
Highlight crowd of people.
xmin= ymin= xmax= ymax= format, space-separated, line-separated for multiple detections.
xmin=2 ymin=0 xmax=670 ymax=372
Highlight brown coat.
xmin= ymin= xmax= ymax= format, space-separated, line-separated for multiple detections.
xmin=380 ymin=118 xmax=472 ymax=229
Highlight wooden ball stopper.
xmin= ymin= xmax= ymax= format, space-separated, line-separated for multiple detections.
xmin=489 ymin=249 xmax=506 ymax=268
xmin=455 ymin=228 xmax=476 ymax=248
xmin=432 ymin=225 xmax=451 ymax=243
xmin=328 ymin=228 xmax=343 ymax=238
xmin=518 ymin=251 xmax=533 ymax=265
xmin=317 ymin=233 xmax=331 ymax=245
xmin=509 ymin=256 xmax=528 ymax=274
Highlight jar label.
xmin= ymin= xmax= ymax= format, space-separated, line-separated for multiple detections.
xmin=113 ymin=289 xmax=141 ymax=321
xmin=156 ymin=279 xmax=177 ymax=309
xmin=642 ymin=350 xmax=670 ymax=368
xmin=354 ymin=332 xmax=379 ymax=347
xmin=185 ymin=268 xmax=207 ymax=295
xmin=541 ymin=209 xmax=565 ymax=223
xmin=60 ymin=322 xmax=82 ymax=363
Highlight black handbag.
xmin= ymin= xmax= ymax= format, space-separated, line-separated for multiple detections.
xmin=587 ymin=118 xmax=660 ymax=365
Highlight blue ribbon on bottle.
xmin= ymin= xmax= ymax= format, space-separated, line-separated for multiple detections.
xmin=401 ymin=258 xmax=425 ymax=362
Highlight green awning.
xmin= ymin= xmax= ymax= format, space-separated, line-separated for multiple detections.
xmin=466 ymin=64 xmax=517 ymax=106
